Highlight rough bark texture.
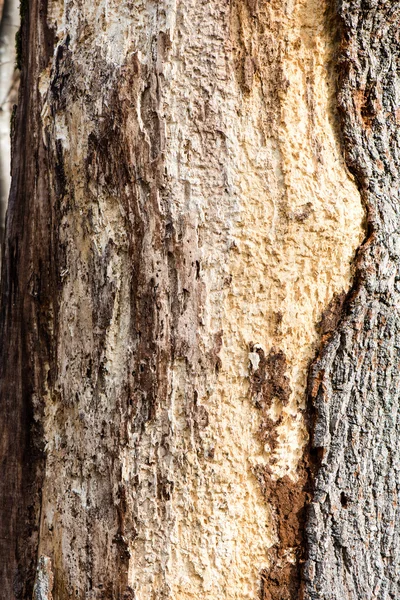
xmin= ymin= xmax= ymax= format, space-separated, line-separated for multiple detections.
xmin=304 ymin=2 xmax=400 ymax=599
xmin=0 ymin=0 xmax=369 ymax=599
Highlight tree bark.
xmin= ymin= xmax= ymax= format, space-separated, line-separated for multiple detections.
xmin=1 ymin=0 xmax=396 ymax=599
xmin=304 ymin=2 xmax=400 ymax=599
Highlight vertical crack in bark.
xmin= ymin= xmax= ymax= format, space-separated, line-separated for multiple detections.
xmin=304 ymin=2 xmax=400 ymax=598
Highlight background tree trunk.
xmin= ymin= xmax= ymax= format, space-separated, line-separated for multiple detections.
xmin=0 ymin=0 xmax=395 ymax=599
xmin=0 ymin=0 xmax=19 ymax=257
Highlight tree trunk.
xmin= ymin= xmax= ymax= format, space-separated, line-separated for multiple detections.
xmin=0 ymin=0 xmax=397 ymax=598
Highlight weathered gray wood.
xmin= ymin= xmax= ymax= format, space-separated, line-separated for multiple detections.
xmin=304 ymin=2 xmax=400 ymax=598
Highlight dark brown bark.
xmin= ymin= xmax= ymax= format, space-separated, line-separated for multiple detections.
xmin=0 ymin=0 xmax=55 ymax=596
